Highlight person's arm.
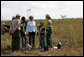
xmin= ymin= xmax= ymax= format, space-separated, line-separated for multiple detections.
xmin=9 ymin=23 xmax=13 ymax=32
xmin=26 ymin=22 xmax=29 ymax=34
xmin=10 ymin=25 xmax=12 ymax=30
xmin=35 ymin=22 xmax=37 ymax=34
xmin=13 ymin=25 xmax=19 ymax=32
xmin=12 ymin=20 xmax=20 ymax=33
xmin=11 ymin=25 xmax=19 ymax=34
xmin=4 ymin=26 xmax=8 ymax=30
xmin=24 ymin=22 xmax=27 ymax=32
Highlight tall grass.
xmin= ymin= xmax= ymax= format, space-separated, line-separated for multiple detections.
xmin=1 ymin=18 xmax=83 ymax=56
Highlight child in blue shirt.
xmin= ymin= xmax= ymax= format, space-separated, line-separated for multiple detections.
xmin=37 ymin=21 xmax=45 ymax=49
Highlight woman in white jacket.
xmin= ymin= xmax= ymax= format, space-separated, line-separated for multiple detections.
xmin=26 ymin=16 xmax=37 ymax=48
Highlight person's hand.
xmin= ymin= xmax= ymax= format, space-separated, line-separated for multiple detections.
xmin=26 ymin=32 xmax=29 ymax=36
xmin=25 ymin=32 xmax=26 ymax=35
xmin=11 ymin=30 xmax=15 ymax=34
xmin=9 ymin=28 xmax=12 ymax=32
xmin=35 ymin=32 xmax=37 ymax=35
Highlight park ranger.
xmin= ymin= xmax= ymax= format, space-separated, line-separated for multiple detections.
xmin=46 ymin=14 xmax=52 ymax=48
xmin=10 ymin=14 xmax=21 ymax=52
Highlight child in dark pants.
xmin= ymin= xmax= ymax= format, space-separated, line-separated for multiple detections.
xmin=20 ymin=16 xmax=27 ymax=48
xmin=37 ymin=21 xmax=45 ymax=49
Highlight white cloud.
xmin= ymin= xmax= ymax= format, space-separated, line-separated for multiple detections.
xmin=1 ymin=1 xmax=83 ymax=20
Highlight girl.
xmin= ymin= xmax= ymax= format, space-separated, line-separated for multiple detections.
xmin=37 ymin=21 xmax=45 ymax=49
xmin=26 ymin=16 xmax=37 ymax=48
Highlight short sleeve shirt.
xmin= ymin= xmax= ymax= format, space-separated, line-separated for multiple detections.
xmin=11 ymin=19 xmax=20 ymax=30
xmin=47 ymin=19 xmax=52 ymax=27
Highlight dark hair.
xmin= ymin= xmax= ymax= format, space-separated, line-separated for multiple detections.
xmin=49 ymin=16 xmax=51 ymax=19
xmin=29 ymin=16 xmax=33 ymax=20
xmin=46 ymin=14 xmax=51 ymax=20
xmin=21 ymin=16 xmax=25 ymax=21
xmin=12 ymin=16 xmax=16 ymax=20
xmin=12 ymin=18 xmax=15 ymax=20
xmin=16 ymin=14 xmax=20 ymax=17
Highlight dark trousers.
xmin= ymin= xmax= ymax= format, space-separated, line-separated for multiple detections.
xmin=40 ymin=34 xmax=45 ymax=48
xmin=12 ymin=30 xmax=20 ymax=52
xmin=20 ymin=31 xmax=27 ymax=48
xmin=21 ymin=35 xmax=27 ymax=48
xmin=29 ymin=32 xmax=35 ymax=47
xmin=46 ymin=27 xmax=52 ymax=48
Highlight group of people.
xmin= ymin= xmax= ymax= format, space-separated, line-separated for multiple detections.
xmin=9 ymin=14 xmax=52 ymax=52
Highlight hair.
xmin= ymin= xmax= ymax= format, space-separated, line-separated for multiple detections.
xmin=12 ymin=16 xmax=16 ymax=20
xmin=46 ymin=14 xmax=51 ymax=20
xmin=29 ymin=16 xmax=33 ymax=20
xmin=16 ymin=14 xmax=20 ymax=19
xmin=21 ymin=16 xmax=25 ymax=21
xmin=16 ymin=14 xmax=20 ymax=17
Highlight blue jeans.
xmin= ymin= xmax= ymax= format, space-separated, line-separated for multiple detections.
xmin=39 ymin=34 xmax=45 ymax=48
xmin=21 ymin=35 xmax=27 ymax=48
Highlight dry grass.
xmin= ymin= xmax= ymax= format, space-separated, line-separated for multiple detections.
xmin=1 ymin=18 xmax=83 ymax=56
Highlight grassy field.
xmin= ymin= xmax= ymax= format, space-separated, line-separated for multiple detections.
xmin=1 ymin=18 xmax=83 ymax=56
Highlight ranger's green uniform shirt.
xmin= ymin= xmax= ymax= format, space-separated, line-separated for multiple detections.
xmin=46 ymin=19 xmax=52 ymax=47
xmin=11 ymin=19 xmax=20 ymax=51
xmin=11 ymin=19 xmax=20 ymax=31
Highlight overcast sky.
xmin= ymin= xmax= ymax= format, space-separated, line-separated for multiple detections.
xmin=1 ymin=1 xmax=83 ymax=20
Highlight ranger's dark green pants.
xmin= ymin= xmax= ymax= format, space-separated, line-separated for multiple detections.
xmin=12 ymin=30 xmax=20 ymax=51
xmin=46 ymin=27 xmax=52 ymax=48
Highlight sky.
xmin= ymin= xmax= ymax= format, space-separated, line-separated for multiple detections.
xmin=1 ymin=1 xmax=83 ymax=20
